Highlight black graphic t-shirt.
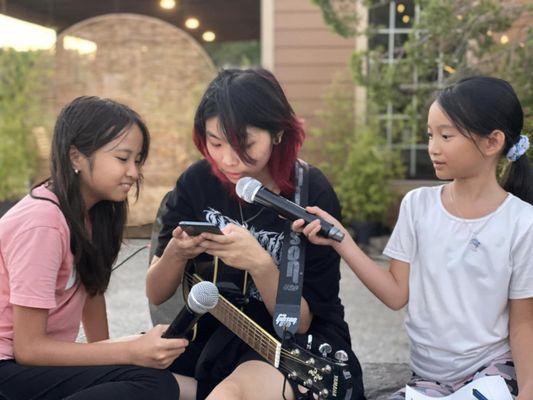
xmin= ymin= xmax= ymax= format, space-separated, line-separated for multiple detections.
xmin=155 ymin=159 xmax=364 ymax=399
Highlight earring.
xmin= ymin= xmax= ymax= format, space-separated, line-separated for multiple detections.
xmin=74 ymin=168 xmax=80 ymax=175
xmin=273 ymin=134 xmax=282 ymax=145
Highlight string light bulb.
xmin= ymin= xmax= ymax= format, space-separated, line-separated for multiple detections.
xmin=443 ymin=65 xmax=456 ymax=74
xmin=185 ymin=17 xmax=200 ymax=29
xmin=500 ymin=35 xmax=509 ymax=44
xmin=202 ymin=31 xmax=216 ymax=42
xmin=397 ymin=3 xmax=406 ymax=13
xmin=160 ymin=0 xmax=176 ymax=10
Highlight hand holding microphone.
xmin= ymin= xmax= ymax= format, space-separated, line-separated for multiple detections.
xmin=162 ymin=281 xmax=219 ymax=339
xmin=292 ymin=206 xmax=348 ymax=247
xmin=235 ymin=177 xmax=345 ymax=243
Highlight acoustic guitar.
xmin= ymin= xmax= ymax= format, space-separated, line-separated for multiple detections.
xmin=182 ymin=263 xmax=354 ymax=400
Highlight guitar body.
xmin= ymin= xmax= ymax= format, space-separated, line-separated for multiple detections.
xmin=181 ymin=261 xmax=354 ymax=400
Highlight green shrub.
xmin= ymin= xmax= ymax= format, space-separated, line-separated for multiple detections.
xmin=307 ymin=72 xmax=355 ymax=187
xmin=337 ymin=125 xmax=404 ymax=223
xmin=0 ymin=49 xmax=44 ymax=201
xmin=308 ymin=74 xmax=404 ymax=225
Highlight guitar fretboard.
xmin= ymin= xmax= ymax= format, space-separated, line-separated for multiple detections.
xmin=186 ymin=273 xmax=281 ymax=367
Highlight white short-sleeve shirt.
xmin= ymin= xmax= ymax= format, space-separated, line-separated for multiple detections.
xmin=384 ymin=185 xmax=533 ymax=382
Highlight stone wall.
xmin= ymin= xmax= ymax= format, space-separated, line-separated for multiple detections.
xmin=34 ymin=13 xmax=215 ymax=226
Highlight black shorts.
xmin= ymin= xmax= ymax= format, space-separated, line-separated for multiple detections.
xmin=0 ymin=359 xmax=179 ymax=400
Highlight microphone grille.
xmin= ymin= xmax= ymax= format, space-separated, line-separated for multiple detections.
xmin=188 ymin=281 xmax=219 ymax=314
xmin=236 ymin=177 xmax=261 ymax=203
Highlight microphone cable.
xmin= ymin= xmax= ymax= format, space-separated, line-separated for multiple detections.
xmin=112 ymin=244 xmax=150 ymax=272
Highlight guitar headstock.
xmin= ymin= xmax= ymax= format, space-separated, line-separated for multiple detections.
xmin=279 ymin=341 xmax=353 ymax=399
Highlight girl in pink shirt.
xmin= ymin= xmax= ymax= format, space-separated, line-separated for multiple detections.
xmin=0 ymin=96 xmax=186 ymax=399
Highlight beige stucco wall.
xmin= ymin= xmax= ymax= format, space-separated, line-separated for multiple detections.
xmin=262 ymin=0 xmax=358 ymax=127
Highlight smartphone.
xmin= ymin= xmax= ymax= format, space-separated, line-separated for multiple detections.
xmin=179 ymin=221 xmax=223 ymax=236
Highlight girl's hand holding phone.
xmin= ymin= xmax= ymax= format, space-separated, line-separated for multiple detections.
xmin=163 ymin=225 xmax=209 ymax=262
xmin=129 ymin=324 xmax=188 ymax=369
xmin=199 ymin=224 xmax=272 ymax=274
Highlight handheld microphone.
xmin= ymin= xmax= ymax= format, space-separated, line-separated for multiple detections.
xmin=162 ymin=281 xmax=219 ymax=339
xmin=235 ymin=177 xmax=345 ymax=243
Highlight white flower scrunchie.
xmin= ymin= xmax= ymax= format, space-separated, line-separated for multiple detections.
xmin=506 ymin=134 xmax=530 ymax=162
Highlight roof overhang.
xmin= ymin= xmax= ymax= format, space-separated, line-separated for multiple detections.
xmin=2 ymin=0 xmax=260 ymax=43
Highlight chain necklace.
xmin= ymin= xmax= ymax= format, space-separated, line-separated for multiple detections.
xmin=448 ymin=184 xmax=499 ymax=252
xmin=238 ymin=201 xmax=264 ymax=225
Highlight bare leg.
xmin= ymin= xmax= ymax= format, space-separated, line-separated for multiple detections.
xmin=173 ymin=373 xmax=197 ymax=400
xmin=206 ymin=360 xmax=296 ymax=400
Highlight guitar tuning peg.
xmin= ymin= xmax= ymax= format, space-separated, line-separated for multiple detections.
xmin=318 ymin=343 xmax=332 ymax=357
xmin=306 ymin=334 xmax=313 ymax=350
xmin=334 ymin=350 xmax=349 ymax=362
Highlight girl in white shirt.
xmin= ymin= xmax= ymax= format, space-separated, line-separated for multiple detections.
xmin=293 ymin=76 xmax=533 ymax=399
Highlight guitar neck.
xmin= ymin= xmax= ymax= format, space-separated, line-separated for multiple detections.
xmin=188 ymin=273 xmax=281 ymax=367
xmin=184 ymin=270 xmax=352 ymax=399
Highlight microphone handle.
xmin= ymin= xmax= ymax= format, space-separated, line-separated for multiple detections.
xmin=162 ymin=305 xmax=201 ymax=339
xmin=255 ymin=188 xmax=337 ymax=239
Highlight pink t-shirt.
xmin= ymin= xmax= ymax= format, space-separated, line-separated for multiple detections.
xmin=0 ymin=185 xmax=87 ymax=360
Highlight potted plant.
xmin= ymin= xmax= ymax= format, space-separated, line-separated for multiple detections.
xmin=335 ymin=124 xmax=404 ymax=246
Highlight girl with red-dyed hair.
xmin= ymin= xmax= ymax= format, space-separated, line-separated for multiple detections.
xmin=147 ymin=68 xmax=364 ymax=400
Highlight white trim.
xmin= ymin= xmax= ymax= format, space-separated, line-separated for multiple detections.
xmin=355 ymin=1 xmax=368 ymax=125
xmin=261 ymin=0 xmax=275 ymax=71
xmin=376 ymin=28 xmax=413 ymax=34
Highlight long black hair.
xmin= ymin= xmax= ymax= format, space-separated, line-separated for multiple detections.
xmin=33 ymin=96 xmax=150 ymax=295
xmin=437 ymin=76 xmax=532 ymax=204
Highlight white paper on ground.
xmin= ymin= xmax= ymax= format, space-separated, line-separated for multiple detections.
xmin=404 ymin=375 xmax=513 ymax=400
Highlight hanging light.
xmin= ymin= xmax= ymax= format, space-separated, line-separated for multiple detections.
xmin=160 ymin=0 xmax=176 ymax=10
xmin=185 ymin=17 xmax=200 ymax=29
xmin=202 ymin=31 xmax=216 ymax=42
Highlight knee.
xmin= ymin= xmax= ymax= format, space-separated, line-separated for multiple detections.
xmin=207 ymin=379 xmax=245 ymax=400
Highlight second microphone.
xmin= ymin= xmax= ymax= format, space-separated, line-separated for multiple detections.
xmin=162 ymin=281 xmax=219 ymax=339
xmin=235 ymin=177 xmax=345 ymax=243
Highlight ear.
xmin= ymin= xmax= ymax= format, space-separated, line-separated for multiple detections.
xmin=69 ymin=146 xmax=84 ymax=172
xmin=483 ymin=130 xmax=506 ymax=157
xmin=272 ymin=131 xmax=284 ymax=145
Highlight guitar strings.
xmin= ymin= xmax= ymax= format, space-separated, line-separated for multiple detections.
xmin=183 ymin=279 xmax=315 ymax=367
xmin=183 ymin=273 xmax=279 ymax=357
xmin=183 ymin=273 xmax=313 ymax=366
xmin=183 ymin=272 xmax=333 ymax=394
